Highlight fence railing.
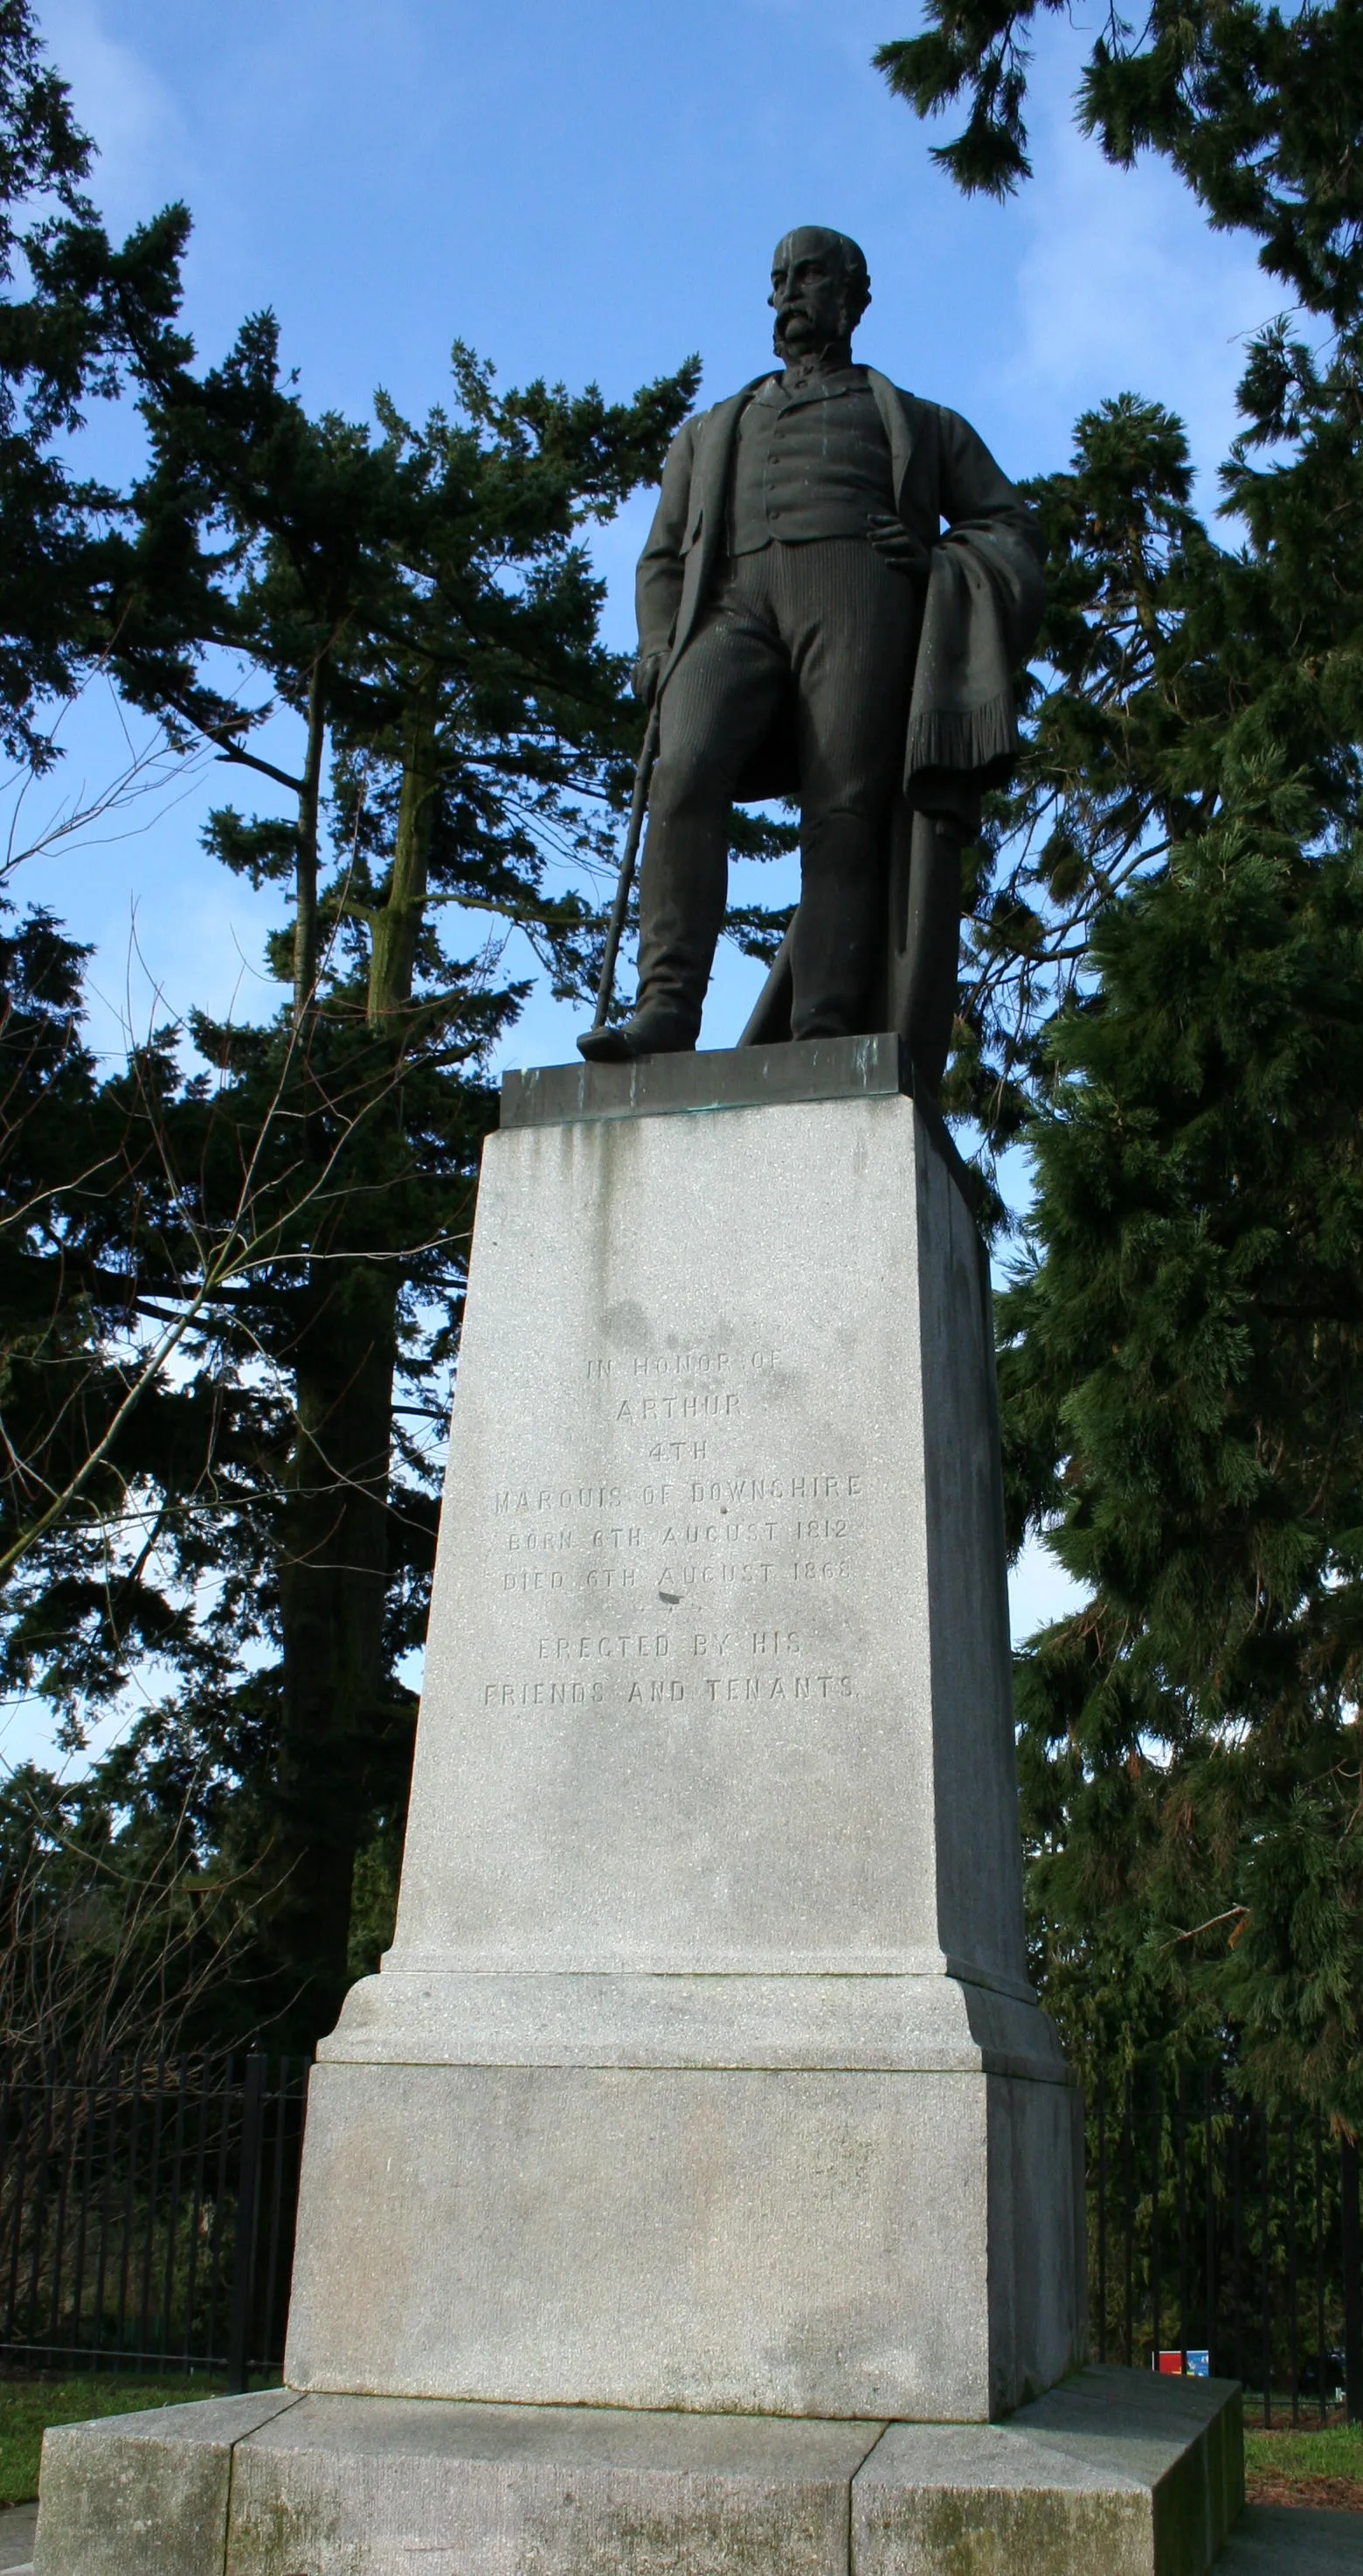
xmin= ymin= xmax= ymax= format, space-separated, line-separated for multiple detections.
xmin=2 ymin=2050 xmax=1360 ymax=2418
xmin=0 ymin=2053 xmax=308 ymax=2386
xmin=1089 ymin=2069 xmax=1363 ymax=2421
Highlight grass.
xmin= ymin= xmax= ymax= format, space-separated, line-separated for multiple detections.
xmin=1243 ymin=2421 xmax=1363 ymax=2478
xmin=1243 ymin=2418 xmax=1363 ymax=2511
xmin=0 ymin=2373 xmax=225 ymax=2507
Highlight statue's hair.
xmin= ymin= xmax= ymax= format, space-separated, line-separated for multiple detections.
xmin=831 ymin=232 xmax=871 ymax=323
xmin=775 ymin=227 xmax=872 ymax=325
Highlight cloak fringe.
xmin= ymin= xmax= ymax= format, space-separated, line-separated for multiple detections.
xmin=905 ymin=692 xmax=1018 ymax=785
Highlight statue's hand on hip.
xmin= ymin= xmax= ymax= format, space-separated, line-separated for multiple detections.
xmin=868 ymin=513 xmax=931 ymax=578
xmin=632 ymin=649 xmax=665 ymax=706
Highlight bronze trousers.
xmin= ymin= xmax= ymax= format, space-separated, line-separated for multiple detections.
xmin=635 ymin=537 xmax=919 ymax=1041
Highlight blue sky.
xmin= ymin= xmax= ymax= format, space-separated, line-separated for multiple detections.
xmin=29 ymin=0 xmax=1271 ymax=1062
xmin=4 ymin=2 xmax=1278 ymax=1764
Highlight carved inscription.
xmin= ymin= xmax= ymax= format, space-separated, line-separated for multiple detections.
xmin=481 ymin=1345 xmax=865 ymax=1708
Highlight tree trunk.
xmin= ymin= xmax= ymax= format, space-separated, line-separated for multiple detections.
xmin=367 ymin=687 xmax=439 ymax=1030
xmin=265 ymin=680 xmax=440 ymax=2048
xmin=269 ymin=1268 xmax=397 ymax=2045
xmin=293 ymin=661 xmax=326 ymax=1023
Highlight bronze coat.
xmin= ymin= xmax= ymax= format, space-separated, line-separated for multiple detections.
xmin=634 ymin=368 xmax=1044 ymax=814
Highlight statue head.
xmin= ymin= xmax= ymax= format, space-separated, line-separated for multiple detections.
xmin=769 ymin=227 xmax=871 ymax=364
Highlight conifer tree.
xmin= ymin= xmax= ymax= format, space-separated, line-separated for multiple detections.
xmin=0 ymin=0 xmax=709 ymax=2051
xmin=877 ymin=1 xmax=1363 ymax=2117
xmin=57 ymin=322 xmax=705 ymax=2045
xmin=0 ymin=0 xmax=188 ymax=763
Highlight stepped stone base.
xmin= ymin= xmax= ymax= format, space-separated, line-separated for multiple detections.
xmin=286 ymin=1058 xmax=1084 ymax=2423
xmin=34 ymin=2367 xmax=1244 ymax=2576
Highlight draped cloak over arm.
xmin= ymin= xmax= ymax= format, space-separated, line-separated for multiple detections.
xmin=902 ymin=402 xmax=1044 ymax=828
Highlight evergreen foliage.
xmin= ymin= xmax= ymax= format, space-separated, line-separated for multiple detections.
xmin=2 ymin=323 xmax=707 ymax=2046
xmin=0 ymin=0 xmax=188 ymax=761
xmin=0 ymin=8 xmax=726 ymax=2054
xmin=881 ymin=2 xmax=1363 ymax=2119
xmin=875 ymin=0 xmax=1363 ymax=329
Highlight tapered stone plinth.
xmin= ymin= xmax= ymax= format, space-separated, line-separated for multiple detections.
xmin=283 ymin=1035 xmax=1083 ymax=2420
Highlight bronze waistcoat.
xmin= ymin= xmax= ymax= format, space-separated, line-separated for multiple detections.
xmin=727 ymin=373 xmax=896 ymax=553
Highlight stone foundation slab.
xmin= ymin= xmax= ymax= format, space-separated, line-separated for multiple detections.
xmin=34 ymin=2367 xmax=1244 ymax=2576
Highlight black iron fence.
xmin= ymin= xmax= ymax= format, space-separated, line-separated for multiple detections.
xmin=0 ymin=2053 xmax=308 ymax=2387
xmin=1 ymin=2049 xmax=1360 ymax=2417
xmin=1089 ymin=2069 xmax=1363 ymax=2421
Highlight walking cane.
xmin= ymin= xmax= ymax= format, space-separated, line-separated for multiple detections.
xmin=591 ymin=702 xmax=661 ymax=1028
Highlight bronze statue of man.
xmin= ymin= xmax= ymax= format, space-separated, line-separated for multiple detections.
xmin=578 ymin=226 xmax=1042 ymax=1090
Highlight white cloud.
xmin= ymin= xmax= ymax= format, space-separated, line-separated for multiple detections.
xmin=1008 ymin=99 xmax=1273 ymax=490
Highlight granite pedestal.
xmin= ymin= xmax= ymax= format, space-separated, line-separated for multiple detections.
xmin=287 ymin=1035 xmax=1083 ymax=2420
xmin=35 ymin=1040 xmax=1243 ymax=2573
